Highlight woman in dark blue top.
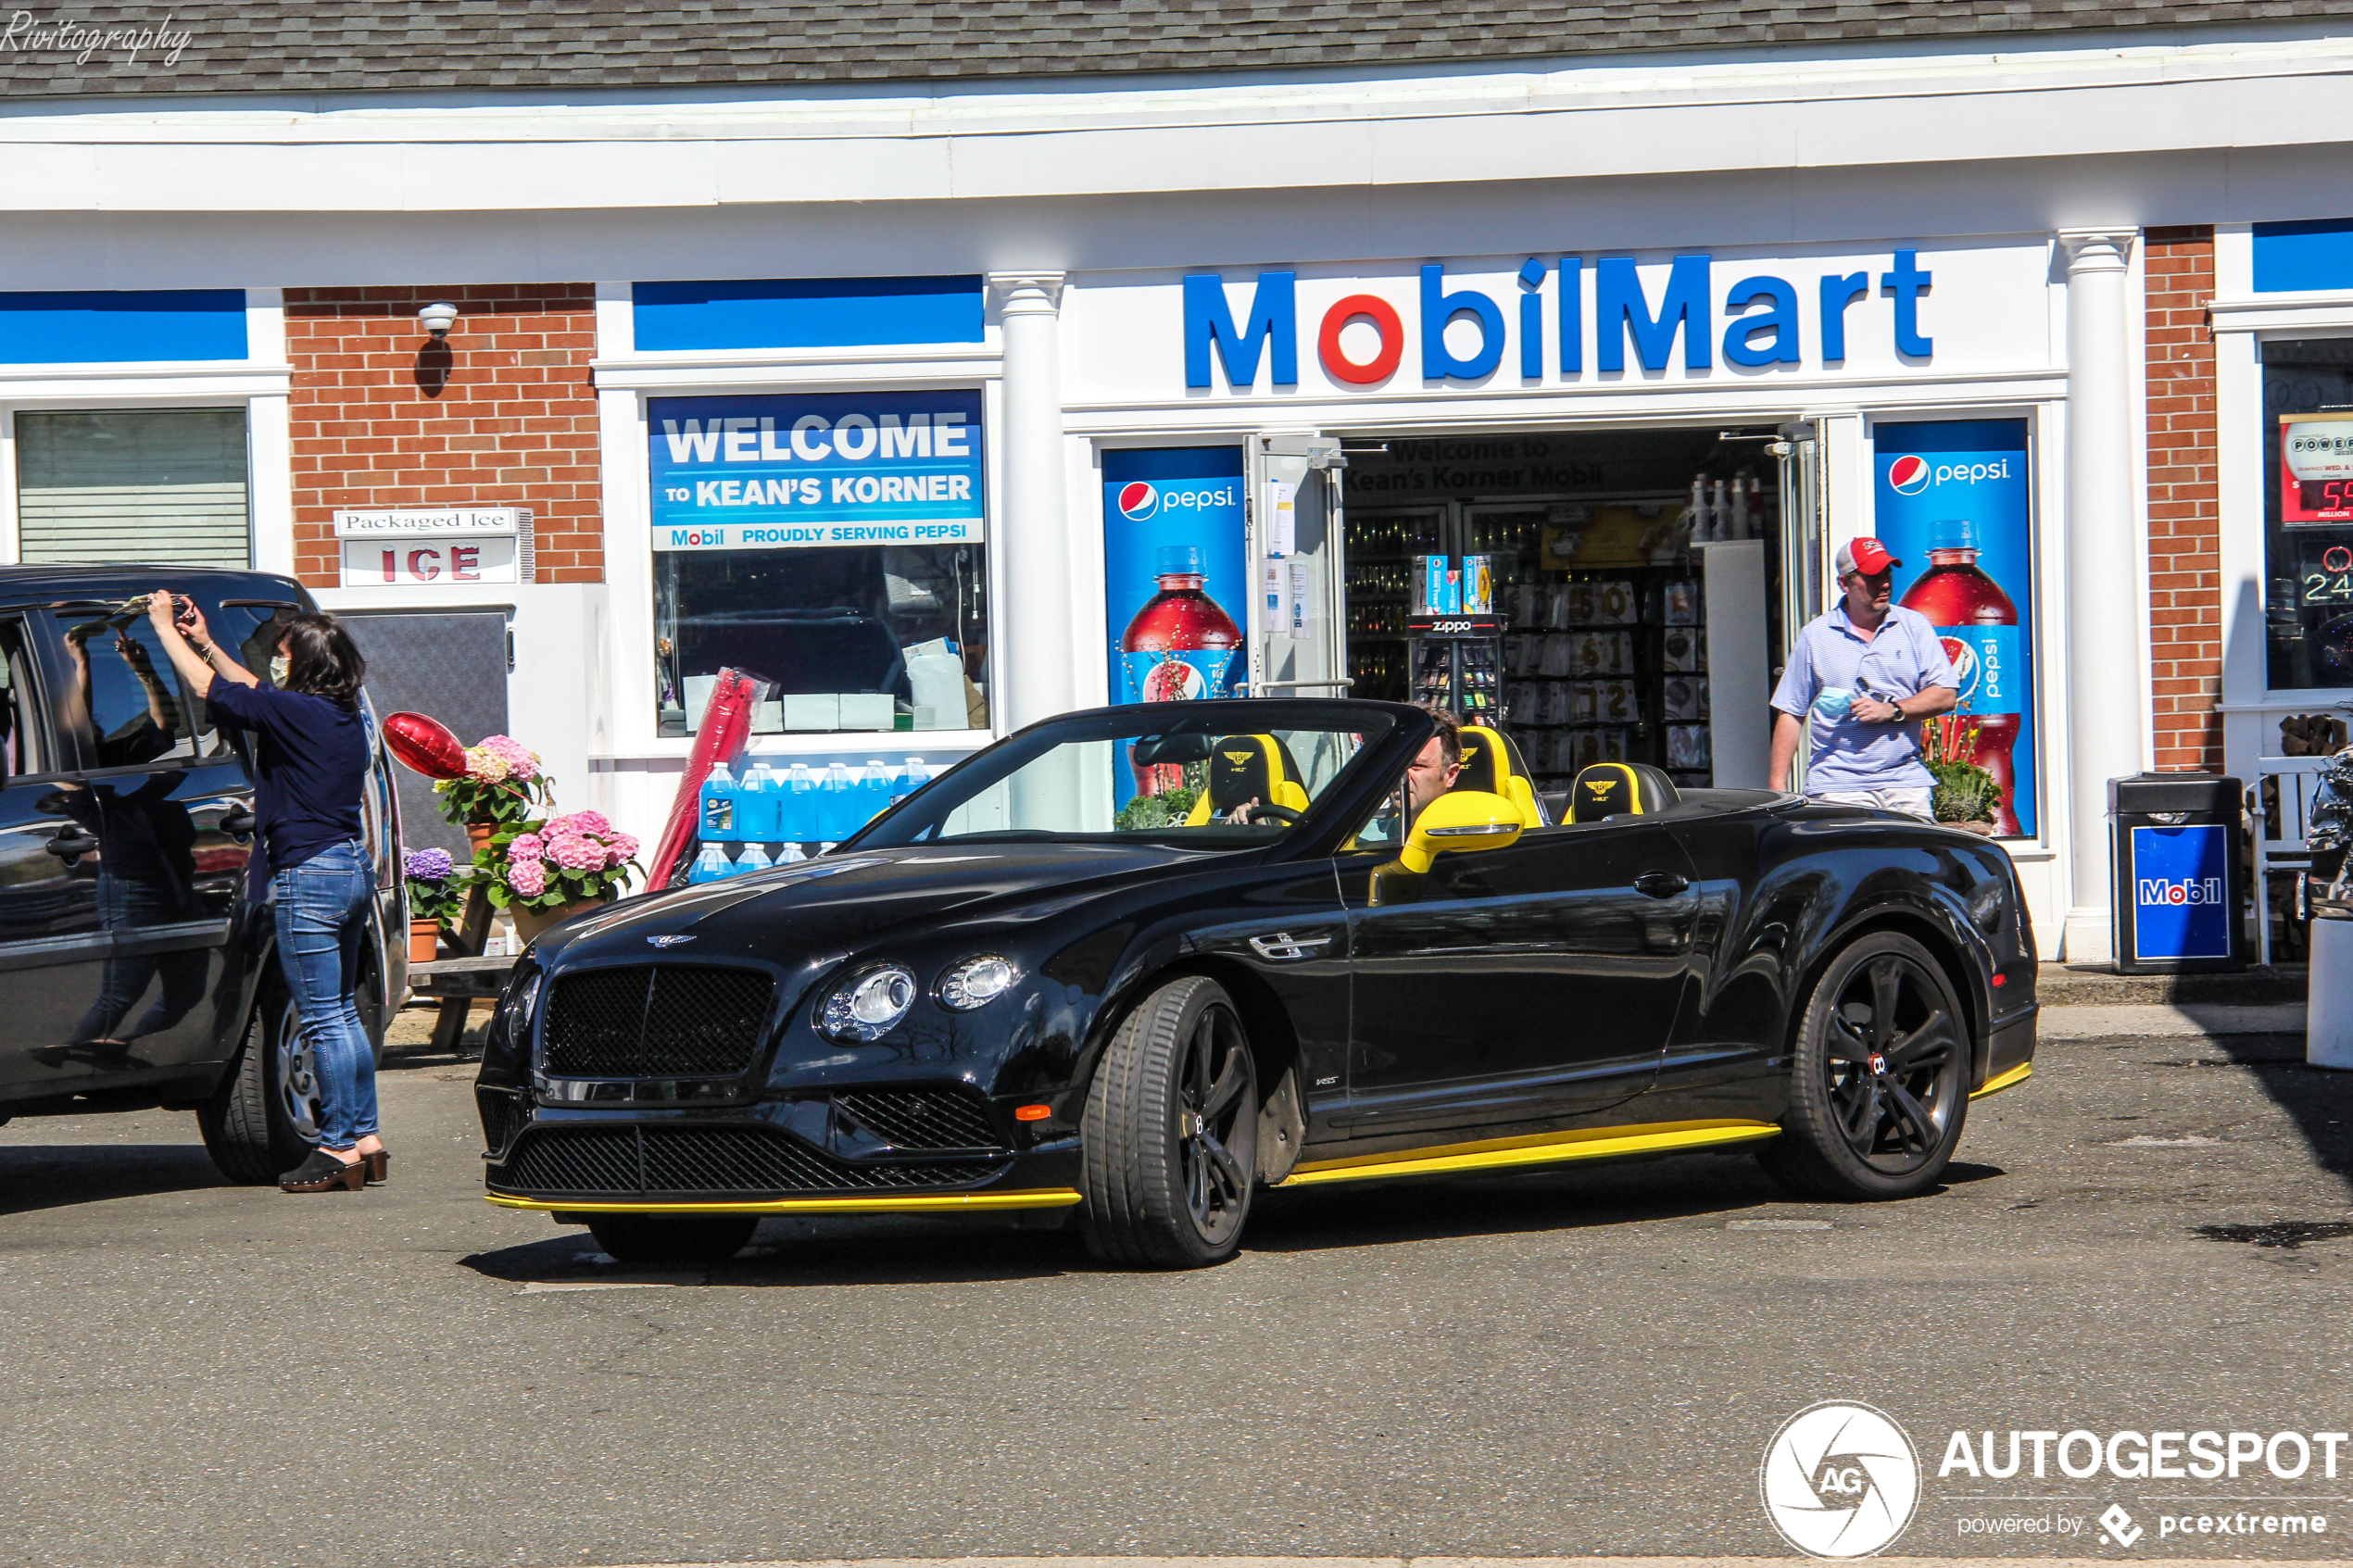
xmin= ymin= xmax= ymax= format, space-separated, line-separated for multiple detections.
xmin=149 ymin=592 xmax=382 ymax=1195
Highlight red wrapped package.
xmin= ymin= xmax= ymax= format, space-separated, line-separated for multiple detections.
xmin=647 ymin=669 xmax=761 ymax=889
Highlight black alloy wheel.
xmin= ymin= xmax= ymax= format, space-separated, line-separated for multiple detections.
xmin=1079 ymin=974 xmax=1261 ymax=1269
xmin=1764 ymin=931 xmax=1969 ymax=1200
xmin=585 ymin=1213 xmax=759 ymax=1266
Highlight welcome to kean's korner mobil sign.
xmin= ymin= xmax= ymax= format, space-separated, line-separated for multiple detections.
xmin=648 ymin=389 xmax=983 ymax=552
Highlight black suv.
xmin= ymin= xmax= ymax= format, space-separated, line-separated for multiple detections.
xmin=0 ymin=567 xmax=407 ymax=1180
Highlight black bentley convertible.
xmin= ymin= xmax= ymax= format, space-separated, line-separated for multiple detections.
xmin=474 ymin=699 xmax=2038 ymax=1268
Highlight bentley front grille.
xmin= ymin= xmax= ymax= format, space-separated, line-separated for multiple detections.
xmin=539 ymin=965 xmax=775 ymax=1079
xmin=476 ymin=1086 xmax=526 ymax=1155
xmin=833 ymin=1087 xmax=1001 ymax=1151
xmin=497 ymin=1124 xmax=1001 ymax=1197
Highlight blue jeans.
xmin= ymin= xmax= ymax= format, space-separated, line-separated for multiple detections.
xmin=272 ymin=840 xmax=376 ymax=1150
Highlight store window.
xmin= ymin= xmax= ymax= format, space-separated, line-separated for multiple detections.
xmin=647 ymin=390 xmax=988 ymax=735
xmin=16 ymin=408 xmax=251 ymax=569
xmin=2261 ymin=339 xmax=2353 ymax=688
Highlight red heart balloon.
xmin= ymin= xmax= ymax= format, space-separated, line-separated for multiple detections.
xmin=383 ymin=711 xmax=468 ymax=780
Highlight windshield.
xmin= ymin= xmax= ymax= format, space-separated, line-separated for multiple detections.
xmin=852 ymin=704 xmax=1400 ymax=847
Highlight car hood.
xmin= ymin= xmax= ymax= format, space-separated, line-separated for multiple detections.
xmin=535 ymin=841 xmax=1227 ymax=967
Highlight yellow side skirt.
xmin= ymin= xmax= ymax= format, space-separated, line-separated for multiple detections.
xmin=1277 ymin=1118 xmax=1782 ymax=1187
xmin=1970 ymin=1060 xmax=2033 ymax=1099
xmin=484 ymin=1187 xmax=1083 ymax=1217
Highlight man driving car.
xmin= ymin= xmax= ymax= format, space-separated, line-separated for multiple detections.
xmin=1345 ymin=705 xmax=1465 ymax=843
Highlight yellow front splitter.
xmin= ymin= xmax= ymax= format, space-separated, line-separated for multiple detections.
xmin=1970 ymin=1060 xmax=2033 ymax=1099
xmin=1277 ymin=1118 xmax=1782 ymax=1187
xmin=485 ymin=1187 xmax=1082 ymax=1217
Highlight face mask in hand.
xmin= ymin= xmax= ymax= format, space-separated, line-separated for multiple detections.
xmin=271 ymin=655 xmax=290 ymax=685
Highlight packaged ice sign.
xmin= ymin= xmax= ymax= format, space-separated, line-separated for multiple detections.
xmin=334 ymin=507 xmax=532 ymax=586
xmin=1181 ymin=252 xmax=1935 ymax=389
xmin=647 ymin=390 xmax=984 ymax=553
xmin=2131 ymin=824 xmax=2233 ymax=961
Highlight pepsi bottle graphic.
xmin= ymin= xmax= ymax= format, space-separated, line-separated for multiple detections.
xmin=1900 ymin=519 xmax=2024 ymax=835
xmin=1121 ymin=544 xmax=1243 ymax=793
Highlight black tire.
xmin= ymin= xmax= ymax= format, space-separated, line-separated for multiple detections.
xmin=1763 ymin=932 xmax=1970 ymax=1201
xmin=586 ymin=1214 xmax=758 ymax=1265
xmin=1078 ymin=974 xmax=1259 ymax=1269
xmin=197 ymin=979 xmax=320 ymax=1184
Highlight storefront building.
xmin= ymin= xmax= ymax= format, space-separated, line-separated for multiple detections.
xmin=4 ymin=6 xmax=2350 ymax=958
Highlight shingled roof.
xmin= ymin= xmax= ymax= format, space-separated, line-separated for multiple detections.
xmin=0 ymin=1 xmax=2330 ymax=99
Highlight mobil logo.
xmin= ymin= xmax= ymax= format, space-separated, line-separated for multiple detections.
xmin=2138 ymin=874 xmax=2225 ymax=908
xmin=1889 ymin=455 xmax=1931 ymax=495
xmin=1116 ymin=481 xmax=1161 ymax=521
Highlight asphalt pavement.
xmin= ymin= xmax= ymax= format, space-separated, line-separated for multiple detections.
xmin=3 ymin=1007 xmax=2350 ymax=1567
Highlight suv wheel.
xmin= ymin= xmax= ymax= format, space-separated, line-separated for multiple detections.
xmin=198 ymin=980 xmax=321 ymax=1184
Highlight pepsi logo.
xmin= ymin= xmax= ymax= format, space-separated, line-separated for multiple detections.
xmin=1888 ymin=455 xmax=1931 ymax=495
xmin=1940 ymin=635 xmax=1981 ymax=703
xmin=1117 ymin=481 xmax=1160 ymax=521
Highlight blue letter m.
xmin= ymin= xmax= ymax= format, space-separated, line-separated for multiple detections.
xmin=1595 ymin=255 xmax=1713 ymax=371
xmin=1183 ymin=271 xmax=1297 ymax=389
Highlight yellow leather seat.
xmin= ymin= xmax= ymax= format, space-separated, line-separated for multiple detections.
xmin=1185 ymin=734 xmax=1312 ymax=824
xmin=1457 ymin=725 xmax=1546 ymax=828
xmin=1567 ymin=760 xmax=1682 ymax=823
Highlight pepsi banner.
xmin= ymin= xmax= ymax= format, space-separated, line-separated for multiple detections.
xmin=1873 ymin=419 xmax=2039 ymax=837
xmin=1102 ymin=447 xmax=1248 ymax=707
xmin=647 ymin=390 xmax=984 ymax=553
xmin=2131 ymin=823 xmax=2233 ymax=961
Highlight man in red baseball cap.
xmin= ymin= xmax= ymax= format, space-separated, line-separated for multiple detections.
xmin=1768 ymin=535 xmax=1959 ymax=819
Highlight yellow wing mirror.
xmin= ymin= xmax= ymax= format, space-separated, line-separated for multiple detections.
xmin=1400 ymin=789 xmax=1525 ymax=873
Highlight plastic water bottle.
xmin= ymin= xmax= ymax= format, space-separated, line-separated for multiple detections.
xmin=777 ymin=840 xmax=807 ymax=864
xmin=739 ymin=761 xmax=780 ymax=842
xmin=783 ymin=762 xmax=816 ymax=847
xmin=860 ymin=759 xmax=892 ymax=830
xmin=820 ymin=762 xmax=855 ymax=841
xmin=699 ymin=762 xmax=741 ymax=843
xmin=686 ymin=842 xmax=731 ymax=884
xmin=895 ymin=756 xmax=930 ymax=806
xmin=735 ymin=841 xmax=774 ymax=876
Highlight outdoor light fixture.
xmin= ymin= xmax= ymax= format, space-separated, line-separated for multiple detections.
xmin=417 ymin=302 xmax=459 ymax=339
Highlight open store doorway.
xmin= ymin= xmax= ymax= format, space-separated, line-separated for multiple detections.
xmin=1339 ymin=425 xmax=1798 ymax=794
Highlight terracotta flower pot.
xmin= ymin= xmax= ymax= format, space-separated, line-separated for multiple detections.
xmin=1944 ymin=818 xmax=1998 ymax=836
xmin=466 ymin=822 xmax=498 ymax=857
xmin=409 ymin=919 xmax=442 ymax=964
xmin=512 ymin=894 xmax=612 ymax=946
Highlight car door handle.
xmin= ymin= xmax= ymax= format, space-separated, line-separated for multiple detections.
xmin=44 ymin=827 xmax=101 ymax=859
xmin=220 ymin=805 xmax=257 ymax=841
xmin=1249 ymin=932 xmax=1334 ymax=961
xmin=1633 ymin=871 xmax=1690 ymax=898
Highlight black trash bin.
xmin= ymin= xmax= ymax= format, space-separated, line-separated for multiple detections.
xmin=2109 ymin=772 xmax=2246 ymax=973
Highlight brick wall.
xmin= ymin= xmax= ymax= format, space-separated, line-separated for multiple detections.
xmin=2145 ymin=227 xmax=2222 ymax=771
xmin=284 ymin=285 xmax=601 ymax=586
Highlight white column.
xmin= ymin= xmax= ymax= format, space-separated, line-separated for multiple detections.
xmin=988 ymin=271 xmax=1075 ymax=732
xmin=2058 ymin=229 xmax=2145 ymax=965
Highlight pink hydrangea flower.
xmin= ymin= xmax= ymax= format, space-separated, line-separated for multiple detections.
xmin=547 ymin=834 xmax=606 ymax=872
xmin=605 ymin=834 xmax=639 ymax=868
xmin=462 ymin=746 xmax=510 ymax=784
xmin=507 ymin=858 xmax=547 ymax=897
xmin=506 ymin=832 xmax=545 ymax=863
xmin=547 ymin=809 xmax=610 ymax=837
xmin=480 ymin=734 xmax=539 ymax=782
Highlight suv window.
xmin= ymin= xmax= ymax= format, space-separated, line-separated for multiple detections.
xmin=0 ymin=619 xmax=51 ymax=783
xmin=55 ymin=601 xmax=301 ymax=771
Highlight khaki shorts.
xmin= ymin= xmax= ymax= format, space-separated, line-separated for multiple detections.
xmin=1810 ymin=786 xmax=1935 ymax=822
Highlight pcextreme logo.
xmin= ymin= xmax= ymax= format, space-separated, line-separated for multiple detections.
xmin=1760 ymin=1401 xmax=1923 ymax=1559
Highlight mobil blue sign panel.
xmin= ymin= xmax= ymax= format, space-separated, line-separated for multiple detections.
xmin=1873 ymin=418 xmax=2038 ymax=838
xmin=648 ymin=390 xmax=983 ymax=552
xmin=2131 ymin=823 xmax=2233 ymax=961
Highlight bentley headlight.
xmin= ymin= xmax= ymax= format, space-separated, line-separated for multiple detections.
xmin=938 ymin=955 xmax=1020 ymax=1010
xmin=822 ymin=965 xmax=916 ymax=1041
xmin=499 ymin=968 xmax=542 ymax=1040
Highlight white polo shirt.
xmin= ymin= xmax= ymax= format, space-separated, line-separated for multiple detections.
xmin=1770 ymin=603 xmax=1959 ymax=792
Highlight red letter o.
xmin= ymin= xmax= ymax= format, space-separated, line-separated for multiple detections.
xmin=1319 ymin=295 xmax=1403 ymax=385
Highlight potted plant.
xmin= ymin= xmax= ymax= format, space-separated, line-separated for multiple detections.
xmin=402 ymin=847 xmax=467 ymax=963
xmin=433 ymin=734 xmax=553 ymax=854
xmin=480 ymin=810 xmax=643 ymax=944
xmin=1920 ymin=714 xmax=2001 ymax=835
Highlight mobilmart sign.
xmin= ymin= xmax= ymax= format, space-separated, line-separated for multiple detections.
xmin=1076 ymin=240 xmax=2055 ymax=401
